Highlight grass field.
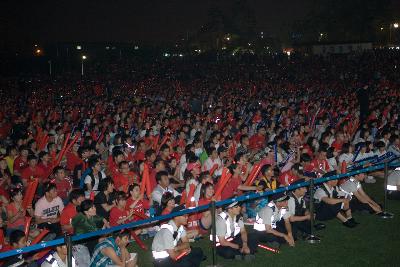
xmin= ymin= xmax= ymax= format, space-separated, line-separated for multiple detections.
xmin=128 ymin=179 xmax=400 ymax=267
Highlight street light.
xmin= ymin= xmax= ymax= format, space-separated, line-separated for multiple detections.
xmin=81 ymin=55 xmax=87 ymax=76
xmin=389 ymin=23 xmax=399 ymax=44
xmin=394 ymin=23 xmax=399 ymax=28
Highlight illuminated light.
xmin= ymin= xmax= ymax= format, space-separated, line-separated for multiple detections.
xmin=226 ymin=37 xmax=230 ymax=41
xmin=380 ymin=27 xmax=384 ymax=31
xmin=387 ymin=185 xmax=397 ymax=191
xmin=134 ymin=46 xmax=139 ymax=50
xmin=82 ymin=55 xmax=87 ymax=60
xmin=222 ymin=46 xmax=227 ymax=50
xmin=179 ymin=54 xmax=183 ymax=57
xmin=248 ymin=43 xmax=252 ymax=46
xmin=164 ymin=53 xmax=170 ymax=57
xmin=105 ymin=46 xmax=110 ymax=50
xmin=286 ymin=51 xmax=291 ymax=56
xmin=396 ymin=46 xmax=400 ymax=50
xmin=34 ymin=44 xmax=38 ymax=47
xmin=320 ymin=33 xmax=324 ymax=36
xmin=394 ymin=23 xmax=399 ymax=28
xmin=76 ymin=45 xmax=82 ymax=50
xmin=36 ymin=49 xmax=41 ymax=54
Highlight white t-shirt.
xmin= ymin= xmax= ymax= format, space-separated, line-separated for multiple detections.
xmin=314 ymin=184 xmax=345 ymax=202
xmin=340 ymin=178 xmax=362 ymax=194
xmin=338 ymin=153 xmax=353 ymax=164
xmin=34 ymin=196 xmax=64 ymax=219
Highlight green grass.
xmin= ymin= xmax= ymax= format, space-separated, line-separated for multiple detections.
xmin=128 ymin=180 xmax=400 ymax=267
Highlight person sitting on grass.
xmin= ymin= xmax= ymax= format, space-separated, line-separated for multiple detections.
xmin=254 ymin=192 xmax=294 ymax=248
xmin=339 ymin=172 xmax=383 ymax=215
xmin=214 ymin=201 xmax=258 ymax=261
xmin=90 ymin=229 xmax=137 ymax=267
xmin=314 ymin=179 xmax=358 ymax=228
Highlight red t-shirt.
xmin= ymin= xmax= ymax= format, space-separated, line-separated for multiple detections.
xmin=221 ymin=175 xmax=242 ymax=200
xmin=110 ymin=206 xmax=129 ymax=227
xmin=126 ymin=198 xmax=149 ymax=221
xmin=279 ymin=171 xmax=298 ymax=186
xmin=66 ymin=152 xmax=82 ymax=172
xmin=54 ymin=178 xmax=72 ymax=200
xmin=149 ymin=170 xmax=158 ymax=193
xmin=133 ymin=151 xmax=145 ymax=162
xmin=331 ymin=140 xmax=343 ymax=152
xmin=21 ymin=166 xmax=45 ymax=183
xmin=249 ymin=134 xmax=265 ymax=150
xmin=38 ymin=162 xmax=53 ymax=180
xmin=13 ymin=156 xmax=28 ymax=174
xmin=60 ymin=203 xmax=77 ymax=234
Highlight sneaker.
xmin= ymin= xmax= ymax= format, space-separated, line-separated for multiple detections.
xmin=343 ymin=220 xmax=357 ymax=228
xmin=365 ymin=176 xmax=376 ymax=184
xmin=244 ymin=218 xmax=256 ymax=225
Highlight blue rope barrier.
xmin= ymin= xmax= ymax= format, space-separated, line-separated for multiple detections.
xmin=0 ymin=161 xmax=399 ymax=259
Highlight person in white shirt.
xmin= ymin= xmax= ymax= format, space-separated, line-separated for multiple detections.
xmin=314 ymin=180 xmax=358 ymax=228
xmin=151 ymin=171 xmax=181 ymax=207
xmin=202 ymin=147 xmax=222 ymax=176
xmin=339 ymin=173 xmax=382 ymax=214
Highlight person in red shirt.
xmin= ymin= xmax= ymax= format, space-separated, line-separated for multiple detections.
xmin=249 ymin=126 xmax=266 ymax=151
xmin=149 ymin=159 xmax=166 ymax=193
xmin=21 ymin=154 xmax=45 ymax=186
xmin=279 ymin=164 xmax=301 ymax=186
xmin=37 ymin=151 xmax=53 ymax=181
xmin=53 ymin=166 xmax=72 ymax=201
xmin=161 ymin=191 xmax=175 ymax=215
xmin=60 ymin=189 xmax=85 ymax=234
xmin=310 ymin=147 xmax=331 ymax=177
xmin=331 ymin=131 xmax=345 ymax=152
xmin=108 ymin=149 xmax=125 ymax=177
xmin=197 ymin=182 xmax=215 ymax=232
xmin=126 ymin=184 xmax=150 ymax=221
xmin=133 ymin=140 xmax=146 ymax=162
xmin=13 ymin=145 xmax=29 ymax=176
xmin=220 ymin=164 xmax=262 ymax=200
xmin=66 ymin=142 xmax=81 ymax=172
xmin=113 ymin=161 xmax=138 ymax=192
xmin=109 ymin=191 xmax=134 ymax=227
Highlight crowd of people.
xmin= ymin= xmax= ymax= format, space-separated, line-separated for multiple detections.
xmin=0 ymin=49 xmax=399 ymax=266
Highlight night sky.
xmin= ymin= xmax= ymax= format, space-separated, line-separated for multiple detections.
xmin=1 ymin=0 xmax=312 ymax=45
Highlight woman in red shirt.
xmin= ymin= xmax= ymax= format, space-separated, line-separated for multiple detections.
xmin=126 ymin=183 xmax=149 ymax=221
xmin=6 ymin=188 xmax=38 ymax=239
xmin=160 ymin=192 xmax=175 ymax=215
xmin=109 ymin=191 xmax=133 ymax=227
xmin=197 ymin=182 xmax=215 ymax=232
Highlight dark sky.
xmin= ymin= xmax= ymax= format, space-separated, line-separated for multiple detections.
xmin=1 ymin=0 xmax=312 ymax=46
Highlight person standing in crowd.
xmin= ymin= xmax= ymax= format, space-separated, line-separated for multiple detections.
xmin=152 ymin=205 xmax=205 ymax=267
xmin=214 ymin=202 xmax=258 ymax=260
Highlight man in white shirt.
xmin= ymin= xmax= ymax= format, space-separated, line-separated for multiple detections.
xmin=151 ymin=171 xmax=181 ymax=207
xmin=314 ymin=179 xmax=357 ymax=228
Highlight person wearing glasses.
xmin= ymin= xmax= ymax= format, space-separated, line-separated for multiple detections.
xmin=213 ymin=201 xmax=258 ymax=260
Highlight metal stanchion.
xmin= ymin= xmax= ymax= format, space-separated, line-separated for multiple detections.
xmin=65 ymin=234 xmax=72 ymax=267
xmin=378 ymin=162 xmax=394 ymax=219
xmin=207 ymin=201 xmax=222 ymax=267
xmin=306 ymin=178 xmax=321 ymax=244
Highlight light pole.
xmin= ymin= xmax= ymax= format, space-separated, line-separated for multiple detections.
xmin=81 ymin=55 xmax=87 ymax=76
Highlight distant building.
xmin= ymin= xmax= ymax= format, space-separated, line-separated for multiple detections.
xmin=312 ymin=42 xmax=373 ymax=55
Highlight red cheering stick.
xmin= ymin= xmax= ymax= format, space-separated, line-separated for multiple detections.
xmin=209 ymin=164 xmax=219 ymax=176
xmin=54 ymin=133 xmax=71 ymax=166
xmin=131 ymin=211 xmax=149 ymax=220
xmin=22 ymin=178 xmax=38 ymax=210
xmin=258 ymin=244 xmax=280 ymax=253
xmin=31 ymin=229 xmax=51 ymax=260
xmin=174 ymin=251 xmax=189 ymax=261
xmin=156 ymin=135 xmax=169 ymax=155
xmin=180 ymin=190 xmax=187 ymax=205
xmin=152 ymin=135 xmax=160 ymax=151
xmin=24 ymin=216 xmax=32 ymax=238
xmin=97 ymin=127 xmax=107 ymax=143
xmin=341 ymin=161 xmax=347 ymax=174
xmin=244 ymin=163 xmax=262 ymax=186
xmin=130 ymin=230 xmax=147 ymax=250
xmin=214 ymin=168 xmax=232 ymax=200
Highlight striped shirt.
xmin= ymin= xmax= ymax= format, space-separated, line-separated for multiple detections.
xmin=90 ymin=237 xmax=121 ymax=267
